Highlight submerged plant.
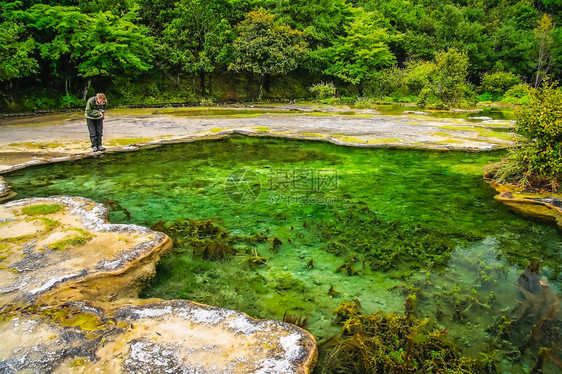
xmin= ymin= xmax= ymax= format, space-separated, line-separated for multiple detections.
xmin=103 ymin=199 xmax=131 ymax=220
xmin=319 ymin=301 xmax=484 ymax=373
xmin=486 ymin=262 xmax=562 ymax=371
xmin=319 ymin=202 xmax=474 ymax=272
xmin=237 ymin=248 xmax=268 ymax=269
xmin=151 ymin=218 xmax=242 ymax=260
xmin=283 ymin=311 xmax=309 ymax=329
xmin=335 ymin=255 xmax=360 ymax=276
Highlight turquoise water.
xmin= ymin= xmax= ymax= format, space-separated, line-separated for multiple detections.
xmin=3 ymin=136 xmax=560 ymax=372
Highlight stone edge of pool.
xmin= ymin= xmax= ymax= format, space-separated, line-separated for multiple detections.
xmin=0 ymin=128 xmax=513 ymax=196
xmin=0 ymin=195 xmax=318 ymax=373
xmin=489 ymin=181 xmax=562 ymax=230
xmin=0 ymin=130 xmax=556 ymax=230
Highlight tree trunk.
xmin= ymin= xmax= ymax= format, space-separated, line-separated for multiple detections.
xmin=199 ymin=71 xmax=206 ymax=96
xmin=357 ymin=81 xmax=365 ymax=97
xmin=258 ymin=74 xmax=265 ymax=100
xmin=207 ymin=73 xmax=212 ymax=96
xmin=65 ymin=76 xmax=70 ymax=96
xmin=82 ymin=79 xmax=91 ymax=100
xmin=264 ymin=74 xmax=271 ymax=93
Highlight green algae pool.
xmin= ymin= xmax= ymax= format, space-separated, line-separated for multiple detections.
xmin=3 ymin=135 xmax=561 ymax=372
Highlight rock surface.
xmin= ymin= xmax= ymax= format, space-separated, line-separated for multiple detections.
xmin=0 ymin=106 xmax=515 ymax=172
xmin=0 ymin=197 xmax=317 ymax=373
xmin=490 ymin=182 xmax=562 ymax=229
xmin=0 ymin=300 xmax=316 ymax=374
xmin=0 ymin=196 xmax=171 ymax=305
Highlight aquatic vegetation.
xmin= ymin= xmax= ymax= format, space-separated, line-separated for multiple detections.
xmin=328 ymin=285 xmax=341 ymax=298
xmin=320 ymin=202 xmax=470 ymax=272
xmin=283 ymin=311 xmax=309 ymax=329
xmin=335 ymin=255 xmax=360 ymax=276
xmin=320 ymin=301 xmax=484 ymax=373
xmin=269 ymin=237 xmax=283 ymax=253
xmin=151 ymin=218 xmax=238 ymax=260
xmin=103 ymin=199 xmax=131 ymax=220
xmin=485 ymin=263 xmax=562 ymax=371
xmin=3 ymin=136 xmax=561 ymax=372
xmin=237 ymin=248 xmax=268 ymax=269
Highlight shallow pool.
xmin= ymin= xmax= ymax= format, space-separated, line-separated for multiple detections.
xmin=3 ymin=136 xmax=560 ymax=372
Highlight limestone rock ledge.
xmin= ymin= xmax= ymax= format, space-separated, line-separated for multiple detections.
xmin=0 ymin=196 xmax=171 ymax=305
xmin=0 ymin=196 xmax=317 ymax=373
xmin=0 ymin=300 xmax=317 ymax=373
xmin=489 ymin=182 xmax=562 ymax=229
xmin=0 ymin=176 xmax=12 ymax=199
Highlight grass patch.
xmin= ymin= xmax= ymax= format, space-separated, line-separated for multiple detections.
xmin=334 ymin=135 xmax=365 ymax=143
xmin=433 ymin=132 xmax=453 ymax=137
xmin=299 ymin=133 xmax=323 ymax=137
xmin=440 ymin=125 xmax=478 ymax=131
xmin=478 ymin=131 xmax=514 ymax=141
xmin=47 ymin=228 xmax=92 ymax=251
xmin=21 ymin=204 xmax=64 ymax=216
xmin=8 ymin=141 xmax=64 ymax=149
xmin=367 ymin=138 xmax=400 ymax=144
xmin=255 ymin=126 xmax=270 ymax=133
xmin=106 ymin=138 xmax=152 ymax=146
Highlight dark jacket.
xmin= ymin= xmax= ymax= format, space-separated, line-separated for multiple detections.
xmin=85 ymin=96 xmax=107 ymax=119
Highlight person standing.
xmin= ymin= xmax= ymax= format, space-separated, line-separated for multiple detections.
xmin=85 ymin=93 xmax=107 ymax=152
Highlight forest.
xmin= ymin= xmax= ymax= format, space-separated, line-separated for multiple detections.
xmin=1 ymin=0 xmax=561 ymax=111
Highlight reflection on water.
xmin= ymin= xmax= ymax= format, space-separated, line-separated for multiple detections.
xmin=3 ymin=135 xmax=560 ymax=372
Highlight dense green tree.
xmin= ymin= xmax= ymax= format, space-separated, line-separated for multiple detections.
xmin=479 ymin=71 xmax=521 ymax=97
xmin=255 ymin=0 xmax=352 ymax=46
xmin=157 ymin=0 xmax=235 ymax=95
xmin=1 ymin=0 xmax=560 ymax=110
xmin=312 ymin=9 xmax=396 ymax=95
xmin=418 ymin=48 xmax=472 ymax=108
xmin=532 ymin=13 xmax=556 ymax=87
xmin=228 ymin=10 xmax=308 ymax=99
xmin=0 ymin=21 xmax=37 ymax=82
xmin=21 ymin=4 xmax=153 ymax=98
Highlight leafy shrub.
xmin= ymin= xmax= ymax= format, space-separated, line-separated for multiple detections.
xmin=309 ymin=81 xmax=337 ymax=99
xmin=479 ymin=71 xmax=520 ymax=97
xmin=200 ymin=97 xmax=216 ymax=106
xmin=500 ymin=83 xmax=532 ymax=104
xmin=147 ymin=82 xmax=160 ymax=98
xmin=367 ymin=67 xmax=403 ymax=98
xmin=417 ymin=49 xmax=472 ymax=109
xmin=23 ymin=95 xmax=58 ymax=110
xmin=402 ymin=60 xmax=436 ymax=95
xmin=485 ymin=82 xmax=562 ymax=191
xmin=354 ymin=96 xmax=374 ymax=109
xmin=59 ymin=94 xmax=83 ymax=108
xmin=477 ymin=92 xmax=493 ymax=102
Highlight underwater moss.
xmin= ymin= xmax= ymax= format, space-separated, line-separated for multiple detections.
xmin=320 ymin=202 xmax=474 ymax=272
xmin=20 ymin=204 xmax=64 ymax=216
xmin=152 ymin=218 xmax=236 ymax=260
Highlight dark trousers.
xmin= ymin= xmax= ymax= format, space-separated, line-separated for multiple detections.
xmin=86 ymin=118 xmax=103 ymax=149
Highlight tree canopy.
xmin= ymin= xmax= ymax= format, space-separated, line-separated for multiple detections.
xmin=1 ymin=0 xmax=561 ymax=110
